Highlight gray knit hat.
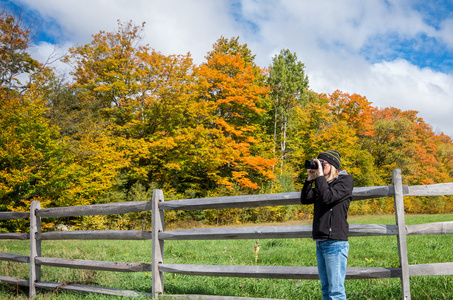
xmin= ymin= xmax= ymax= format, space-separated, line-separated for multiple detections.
xmin=318 ymin=150 xmax=341 ymax=169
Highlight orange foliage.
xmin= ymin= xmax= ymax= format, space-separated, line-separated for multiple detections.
xmin=328 ymin=90 xmax=376 ymax=136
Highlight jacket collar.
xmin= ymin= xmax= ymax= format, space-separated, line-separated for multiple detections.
xmin=328 ymin=170 xmax=348 ymax=183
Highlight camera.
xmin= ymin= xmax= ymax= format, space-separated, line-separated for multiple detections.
xmin=304 ymin=160 xmax=324 ymax=170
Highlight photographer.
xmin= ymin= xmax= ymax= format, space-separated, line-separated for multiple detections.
xmin=300 ymin=150 xmax=354 ymax=300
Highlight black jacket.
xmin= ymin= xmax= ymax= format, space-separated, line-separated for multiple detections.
xmin=300 ymin=170 xmax=354 ymax=241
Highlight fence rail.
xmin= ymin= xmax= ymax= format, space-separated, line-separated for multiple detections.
xmin=158 ymin=264 xmax=403 ymax=280
xmin=37 ymin=230 xmax=153 ymax=240
xmin=0 ymin=169 xmax=453 ymax=300
xmin=0 ymin=212 xmax=29 ymax=220
xmin=35 ymin=257 xmax=152 ymax=272
xmin=36 ymin=201 xmax=153 ymax=218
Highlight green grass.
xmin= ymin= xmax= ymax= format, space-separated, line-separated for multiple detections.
xmin=0 ymin=214 xmax=452 ymax=299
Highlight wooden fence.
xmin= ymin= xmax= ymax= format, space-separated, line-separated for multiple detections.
xmin=0 ymin=169 xmax=452 ymax=300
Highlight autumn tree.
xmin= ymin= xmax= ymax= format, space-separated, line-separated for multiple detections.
xmin=326 ymin=90 xmax=381 ymax=186
xmin=64 ymin=20 xmax=147 ymax=123
xmin=436 ymin=133 xmax=453 ymax=179
xmin=65 ymin=20 xmax=203 ymax=197
xmin=193 ymin=36 xmax=275 ymax=191
xmin=65 ymin=23 xmax=274 ymax=197
xmin=0 ymin=11 xmax=40 ymax=93
xmin=0 ymin=12 xmax=70 ymax=231
xmin=328 ymin=90 xmax=375 ymax=137
xmin=0 ymin=81 xmax=71 ymax=231
xmin=365 ymin=107 xmax=445 ymax=185
xmin=290 ymin=90 xmax=380 ymax=188
xmin=134 ymin=51 xmax=207 ymax=193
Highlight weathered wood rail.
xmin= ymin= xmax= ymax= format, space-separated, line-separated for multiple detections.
xmin=0 ymin=169 xmax=452 ymax=300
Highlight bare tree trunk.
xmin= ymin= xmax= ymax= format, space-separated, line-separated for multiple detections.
xmin=273 ymin=96 xmax=279 ymax=172
xmin=280 ymin=111 xmax=287 ymax=175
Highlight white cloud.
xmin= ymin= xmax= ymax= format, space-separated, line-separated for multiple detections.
xmin=367 ymin=60 xmax=453 ymax=133
xmin=439 ymin=17 xmax=453 ymax=49
xmin=311 ymin=58 xmax=453 ymax=136
xmin=21 ymin=0 xmax=235 ymax=60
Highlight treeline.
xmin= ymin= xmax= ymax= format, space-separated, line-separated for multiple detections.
xmin=1 ymin=14 xmax=452 ymax=231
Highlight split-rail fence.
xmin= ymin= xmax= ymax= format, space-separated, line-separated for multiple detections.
xmin=0 ymin=169 xmax=452 ymax=300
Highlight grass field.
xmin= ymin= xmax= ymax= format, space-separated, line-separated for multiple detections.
xmin=0 ymin=214 xmax=452 ymax=299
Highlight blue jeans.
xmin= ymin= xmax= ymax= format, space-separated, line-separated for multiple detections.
xmin=316 ymin=240 xmax=349 ymax=300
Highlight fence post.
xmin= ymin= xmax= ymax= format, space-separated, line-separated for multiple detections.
xmin=393 ymin=169 xmax=411 ymax=300
xmin=29 ymin=201 xmax=41 ymax=299
xmin=152 ymin=189 xmax=165 ymax=298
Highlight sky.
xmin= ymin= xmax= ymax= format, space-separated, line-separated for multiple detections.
xmin=2 ymin=0 xmax=453 ymax=138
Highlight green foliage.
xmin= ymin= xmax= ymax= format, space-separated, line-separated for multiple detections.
xmin=0 ymin=89 xmax=72 ymax=231
xmin=267 ymin=49 xmax=309 ymax=174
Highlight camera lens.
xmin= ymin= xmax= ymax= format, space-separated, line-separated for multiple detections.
xmin=304 ymin=160 xmax=318 ymax=169
xmin=304 ymin=160 xmax=325 ymax=170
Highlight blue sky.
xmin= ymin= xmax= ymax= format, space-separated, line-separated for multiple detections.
xmin=360 ymin=0 xmax=453 ymax=74
xmin=361 ymin=31 xmax=451 ymax=73
xmin=1 ymin=0 xmax=453 ymax=137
